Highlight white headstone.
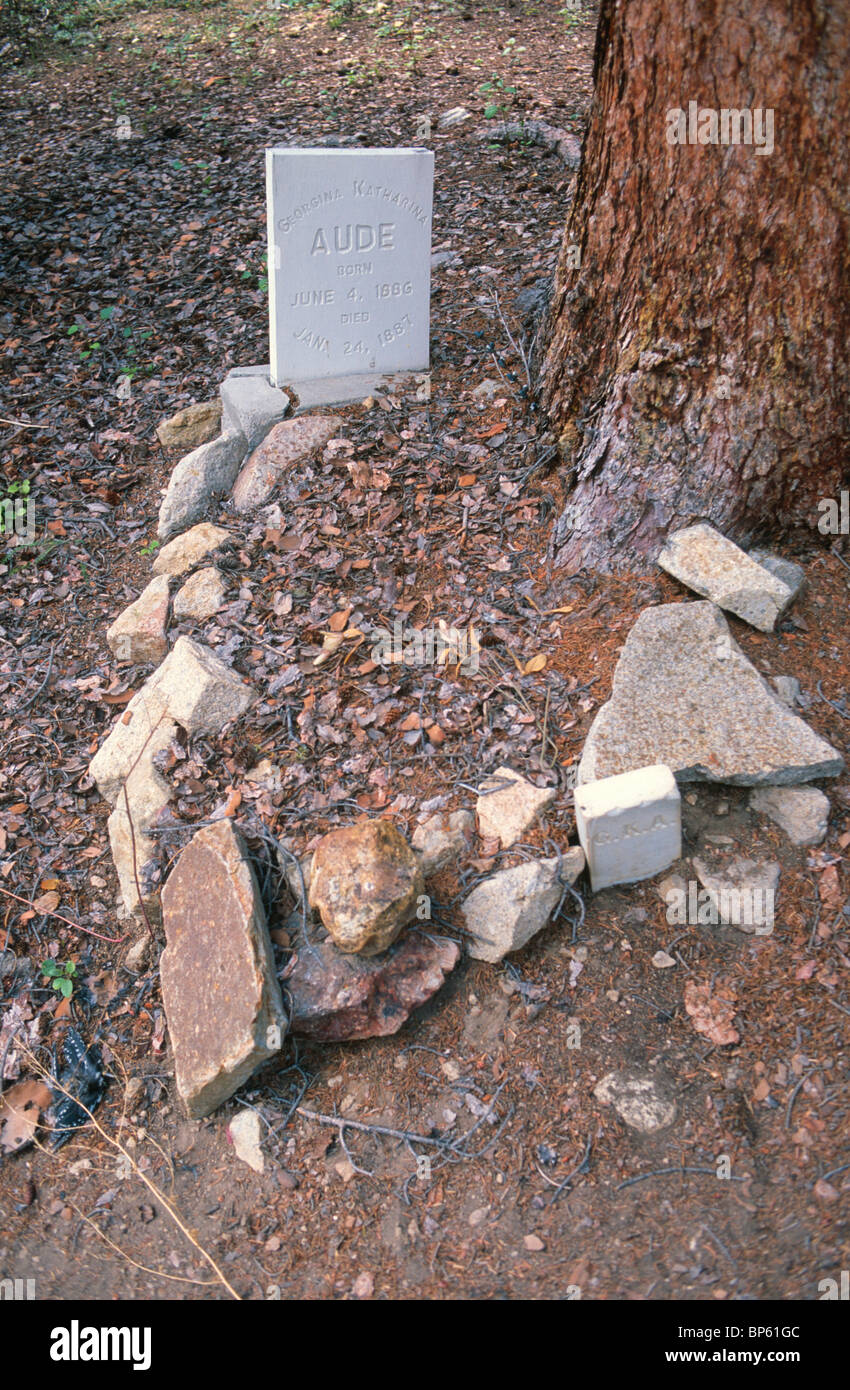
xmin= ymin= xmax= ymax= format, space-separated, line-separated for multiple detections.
xmin=574 ymin=764 xmax=682 ymax=893
xmin=266 ymin=147 xmax=434 ymax=389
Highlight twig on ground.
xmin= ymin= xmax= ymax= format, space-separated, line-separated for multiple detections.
xmin=18 ymin=642 xmax=56 ymax=712
xmin=0 ymin=884 xmax=125 ymax=944
xmin=22 ymin=1043 xmax=241 ymax=1300
xmin=549 ymin=1133 xmax=593 ymax=1204
xmin=616 ymin=1166 xmax=748 ymax=1190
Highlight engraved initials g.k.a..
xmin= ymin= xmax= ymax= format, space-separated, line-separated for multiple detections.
xmin=310 ymin=223 xmax=395 ymax=255
xmin=592 ymin=815 xmax=671 ymax=847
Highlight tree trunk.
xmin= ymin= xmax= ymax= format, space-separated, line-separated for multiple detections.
xmin=540 ymin=0 xmax=850 ymax=574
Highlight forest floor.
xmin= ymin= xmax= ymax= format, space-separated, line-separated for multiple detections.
xmin=0 ymin=0 xmax=848 ymax=1301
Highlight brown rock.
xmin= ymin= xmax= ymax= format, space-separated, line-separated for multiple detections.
xmin=160 ymin=821 xmax=286 ymax=1119
xmin=231 ymin=415 xmax=340 ymax=512
xmin=287 ymin=931 xmax=459 ymax=1040
xmin=308 ymin=819 xmax=425 ymax=956
xmin=156 ymin=400 xmax=222 ymax=452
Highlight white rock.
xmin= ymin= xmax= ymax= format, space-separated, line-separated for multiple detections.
xmin=749 ymin=549 xmax=806 ymax=602
xmin=439 ymin=106 xmax=471 ymax=127
xmin=228 ymin=1109 xmax=265 ymax=1174
xmin=173 ymin=567 xmax=227 ymax=620
xmin=749 ymin=786 xmax=829 ymax=847
xmin=657 ymin=523 xmax=794 ymax=632
xmin=574 ymin=764 xmax=681 ymax=892
xmin=594 ymin=1070 xmax=676 ymax=1133
xmin=652 ymin=950 xmax=676 ymax=969
xmin=692 ymin=855 xmax=780 ymax=934
xmin=107 ymin=758 xmax=171 ymax=920
xmin=771 ymin=675 xmax=803 ymax=708
xmin=89 ymin=690 xmax=177 ymax=806
xmin=463 ymin=851 xmax=584 ymax=963
xmin=153 ymin=523 xmax=231 ymax=578
xmin=106 ymin=574 xmax=170 ymax=666
xmin=476 ymin=767 xmax=557 ymax=849
xmin=470 ymin=379 xmax=503 ymax=401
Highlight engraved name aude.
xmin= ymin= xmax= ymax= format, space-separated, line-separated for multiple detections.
xmin=310 ymin=223 xmax=395 ymax=255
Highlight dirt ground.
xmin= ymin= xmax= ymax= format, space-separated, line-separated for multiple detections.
xmin=0 ymin=0 xmax=848 ymax=1303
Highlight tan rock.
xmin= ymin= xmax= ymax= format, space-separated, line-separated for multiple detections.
xmin=578 ymin=603 xmax=843 ymax=786
xmin=156 ymin=400 xmax=222 ymax=451
xmin=476 ymin=767 xmax=557 ymax=849
xmin=462 ymin=851 xmax=584 ymax=963
xmin=160 ymin=820 xmax=286 ymax=1119
xmin=153 ymin=523 xmax=231 ymax=578
xmin=107 ymin=758 xmax=171 ymax=920
xmin=146 ymin=636 xmax=254 ymax=736
xmin=88 ymin=690 xmax=176 ymax=806
xmin=89 ymin=638 xmax=253 ymax=803
xmin=657 ymin=523 xmax=794 ymax=632
xmin=106 ymin=574 xmax=170 ymax=666
xmin=232 ymin=415 xmax=340 ymax=512
xmin=173 ymin=567 xmax=227 ymax=620
xmin=308 ymin=819 xmax=425 ymax=956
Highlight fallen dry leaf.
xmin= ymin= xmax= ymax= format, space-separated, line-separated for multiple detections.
xmin=32 ymin=890 xmax=60 ymax=915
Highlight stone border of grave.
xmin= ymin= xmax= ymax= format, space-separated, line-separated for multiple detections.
xmin=156 ymin=366 xmax=430 ymax=541
xmin=88 ymin=394 xmax=844 ymax=1121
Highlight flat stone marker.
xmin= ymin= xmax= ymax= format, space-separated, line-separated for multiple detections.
xmin=578 ymin=602 xmax=844 ymax=786
xmin=575 ymin=764 xmax=681 ymax=892
xmin=266 ymin=146 xmax=434 ymax=389
xmin=160 ymin=820 xmax=286 ymax=1118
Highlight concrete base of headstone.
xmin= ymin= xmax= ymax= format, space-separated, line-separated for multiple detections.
xmin=575 ymin=764 xmax=682 ymax=893
xmin=222 ymin=363 xmax=430 ymax=416
xmin=220 ymin=366 xmax=291 ymax=449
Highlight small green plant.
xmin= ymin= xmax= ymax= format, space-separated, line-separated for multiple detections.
xmin=479 ymin=74 xmax=517 ymax=119
xmin=41 ymin=958 xmax=77 ymax=1000
xmin=139 ymin=538 xmax=160 ymax=557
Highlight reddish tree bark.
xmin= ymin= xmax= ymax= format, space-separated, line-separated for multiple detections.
xmin=541 ymin=0 xmax=850 ymax=573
